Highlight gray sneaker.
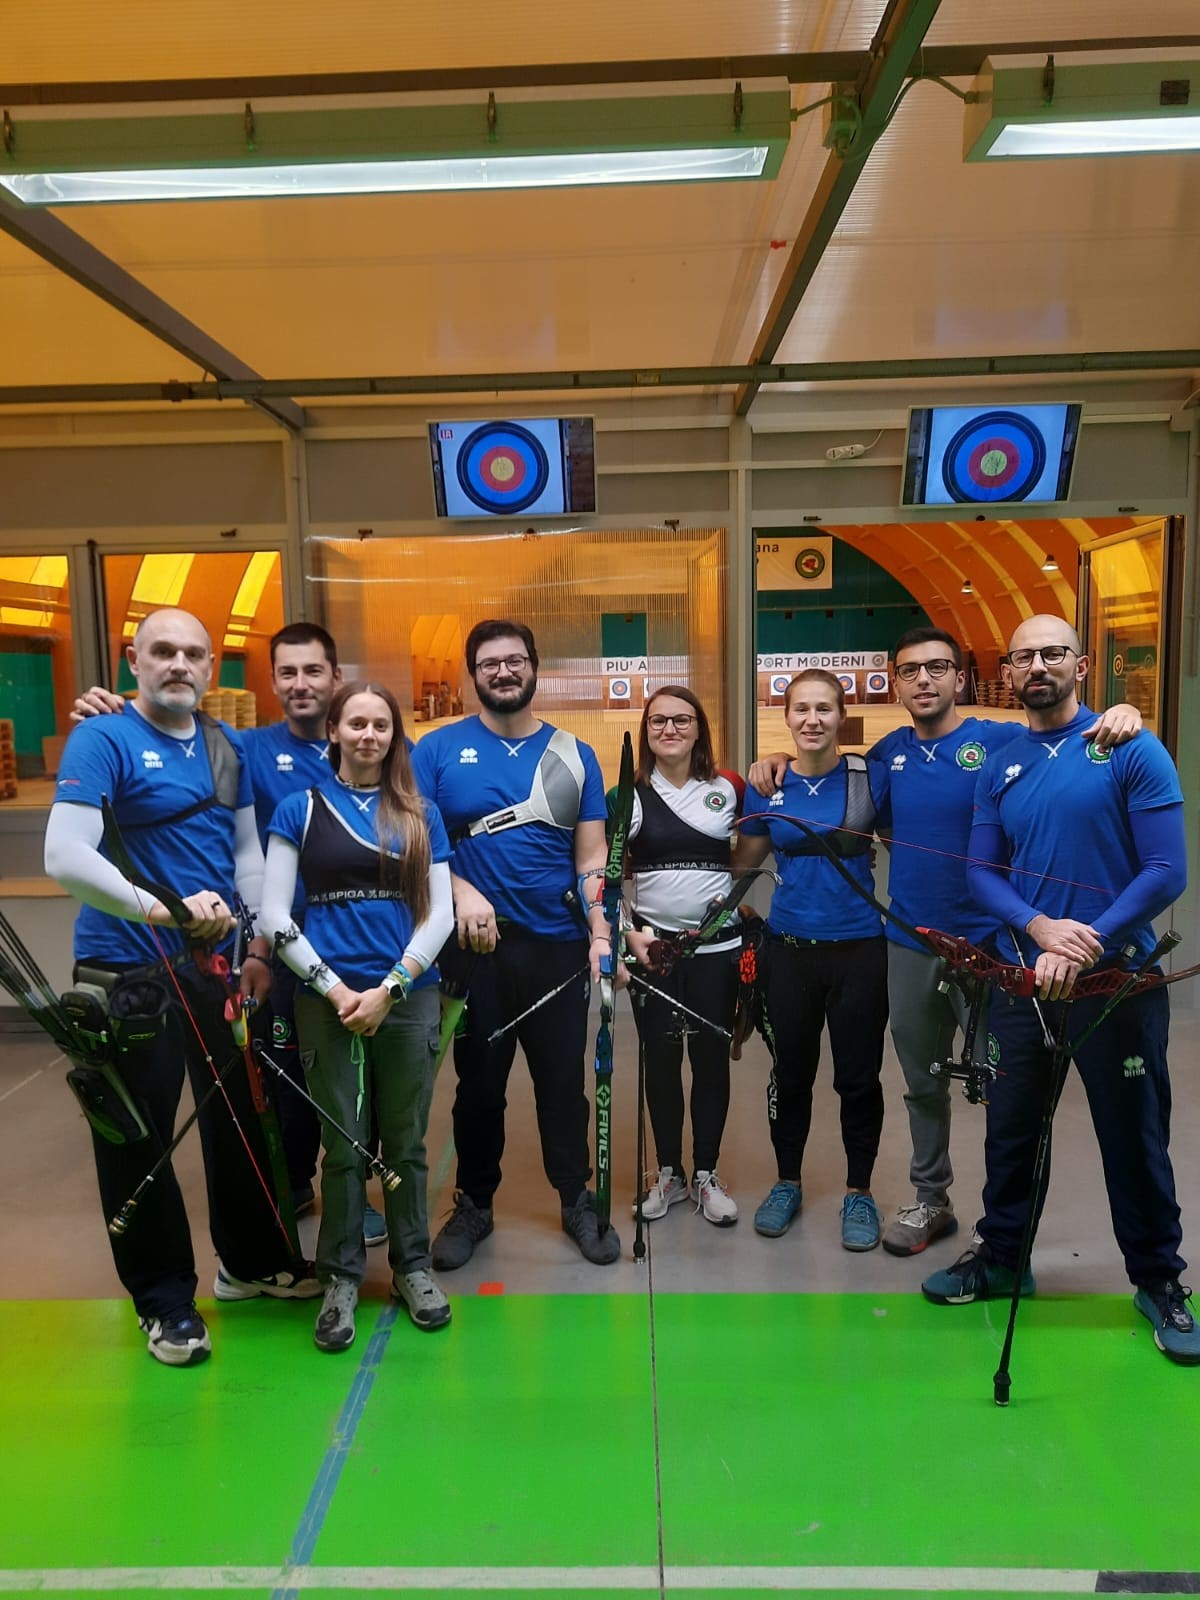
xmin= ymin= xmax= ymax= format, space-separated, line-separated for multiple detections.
xmin=882 ymin=1200 xmax=958 ymax=1258
xmin=431 ymin=1191 xmax=494 ymax=1271
xmin=562 ymin=1189 xmax=621 ymax=1264
xmin=314 ymin=1276 xmax=358 ymax=1353
xmin=393 ymin=1268 xmax=452 ymax=1331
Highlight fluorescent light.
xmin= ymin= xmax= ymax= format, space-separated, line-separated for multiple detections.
xmin=989 ymin=119 xmax=1200 ymax=158
xmin=1 ymin=147 xmax=770 ymax=205
xmin=964 ymin=54 xmax=1199 ymax=161
xmin=0 ymin=87 xmax=790 ymax=205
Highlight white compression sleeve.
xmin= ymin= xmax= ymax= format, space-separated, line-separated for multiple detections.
xmin=259 ymin=834 xmax=343 ymax=997
xmin=44 ymin=803 xmax=159 ymax=921
xmin=399 ymin=860 xmax=455 ymax=975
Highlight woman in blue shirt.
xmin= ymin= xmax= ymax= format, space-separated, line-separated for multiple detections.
xmin=261 ymin=682 xmax=454 ymax=1353
xmin=739 ymin=670 xmax=889 ymax=1252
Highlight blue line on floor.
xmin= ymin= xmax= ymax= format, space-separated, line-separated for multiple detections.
xmin=272 ymin=1301 xmax=401 ymax=1600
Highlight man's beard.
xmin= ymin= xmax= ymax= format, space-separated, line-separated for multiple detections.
xmin=477 ymin=675 xmax=537 ymax=715
xmin=1016 ymin=675 xmax=1072 ymax=711
xmin=146 ymin=678 xmax=200 ymax=712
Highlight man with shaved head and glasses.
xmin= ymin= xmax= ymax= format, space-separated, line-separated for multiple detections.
xmin=921 ymin=615 xmax=1196 ymax=1367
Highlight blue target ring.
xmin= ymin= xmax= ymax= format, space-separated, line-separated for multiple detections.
xmin=455 ymin=422 xmax=551 ymax=514
xmin=942 ymin=410 xmax=1047 ymax=503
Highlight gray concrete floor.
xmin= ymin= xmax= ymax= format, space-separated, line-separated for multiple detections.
xmin=2 ymin=992 xmax=1197 ymax=1305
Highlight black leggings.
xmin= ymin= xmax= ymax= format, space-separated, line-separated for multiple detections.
xmin=633 ymin=948 xmax=739 ymax=1175
xmin=761 ymin=934 xmax=888 ymax=1190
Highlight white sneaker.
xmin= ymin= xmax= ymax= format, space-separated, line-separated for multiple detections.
xmin=634 ymin=1166 xmax=689 ymax=1221
xmin=214 ymin=1262 xmax=322 ymax=1301
xmin=139 ymin=1304 xmax=211 ymax=1367
xmin=692 ymin=1170 xmax=738 ymax=1227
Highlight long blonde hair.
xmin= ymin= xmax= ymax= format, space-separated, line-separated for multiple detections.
xmin=327 ymin=681 xmax=431 ymax=925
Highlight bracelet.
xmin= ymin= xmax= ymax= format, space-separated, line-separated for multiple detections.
xmin=243 ymin=952 xmax=271 ymax=967
xmin=386 ymin=965 xmax=414 ymax=1000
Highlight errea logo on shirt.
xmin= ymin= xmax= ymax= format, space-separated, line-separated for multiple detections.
xmin=459 ymin=747 xmax=479 ymax=765
xmin=1003 ymin=763 xmax=1022 ymax=783
xmin=276 ymin=753 xmax=295 ymax=772
xmin=891 ymin=753 xmax=907 ymax=773
xmin=768 ymin=789 xmax=785 ymax=808
xmin=956 ymin=742 xmax=986 ymax=771
xmin=141 ymin=749 xmax=163 ymax=770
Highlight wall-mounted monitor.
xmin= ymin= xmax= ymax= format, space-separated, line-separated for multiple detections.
xmin=901 ymin=403 xmax=1082 ymax=507
xmin=428 ymin=416 xmax=596 ymax=519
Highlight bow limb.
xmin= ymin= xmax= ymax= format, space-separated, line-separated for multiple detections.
xmin=766 ymin=808 xmax=930 ymax=948
xmin=593 ymin=732 xmax=635 ymax=1233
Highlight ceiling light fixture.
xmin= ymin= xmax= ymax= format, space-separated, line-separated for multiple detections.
xmin=964 ymin=53 xmax=1199 ymax=160
xmin=1041 ymin=554 xmax=1059 ymax=571
xmin=0 ymin=86 xmax=791 ymax=205
xmin=961 ymin=579 xmax=974 ymax=594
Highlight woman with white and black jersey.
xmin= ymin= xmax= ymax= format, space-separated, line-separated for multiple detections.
xmin=622 ymin=686 xmax=745 ymax=1228
xmin=260 ymin=682 xmax=454 ymax=1353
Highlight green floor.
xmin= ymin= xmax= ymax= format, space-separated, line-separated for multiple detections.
xmin=1 ymin=1290 xmax=1198 ymax=1598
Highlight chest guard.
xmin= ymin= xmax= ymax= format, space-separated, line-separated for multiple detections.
xmin=301 ymin=790 xmax=404 ymax=906
xmin=630 ymin=779 xmax=731 ymax=874
xmin=777 ymin=753 xmax=876 ymax=859
xmin=121 ymin=712 xmax=241 ymax=832
xmin=450 ymin=726 xmax=584 ymax=845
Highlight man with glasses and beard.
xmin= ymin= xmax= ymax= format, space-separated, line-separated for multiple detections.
xmin=921 ymin=616 xmax=1196 ymax=1367
xmin=411 ymin=620 xmax=620 ymax=1268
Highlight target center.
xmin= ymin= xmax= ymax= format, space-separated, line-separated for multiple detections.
xmin=979 ymin=449 xmax=1009 ymax=479
xmin=490 ymin=457 xmax=516 ymax=483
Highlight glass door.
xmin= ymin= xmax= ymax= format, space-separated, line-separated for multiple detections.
xmin=1078 ymin=516 xmax=1185 ymax=753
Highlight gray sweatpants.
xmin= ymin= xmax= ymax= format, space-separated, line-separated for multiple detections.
xmin=296 ymin=985 xmax=440 ymax=1284
xmin=886 ymin=942 xmax=970 ymax=1207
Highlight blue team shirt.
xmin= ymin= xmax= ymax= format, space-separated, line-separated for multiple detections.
xmin=241 ymin=723 xmax=334 ymax=848
xmin=411 ymin=716 xmax=606 ymax=939
xmin=54 ymin=703 xmax=253 ymax=966
xmin=269 ymin=780 xmax=450 ymax=992
xmin=740 ymin=759 xmax=887 ymax=941
xmin=869 ymin=717 xmax=1025 ymax=952
xmin=971 ymin=704 xmax=1183 ymax=966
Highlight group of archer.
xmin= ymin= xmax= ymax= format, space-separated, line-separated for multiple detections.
xmin=48 ymin=605 xmax=1197 ymax=1371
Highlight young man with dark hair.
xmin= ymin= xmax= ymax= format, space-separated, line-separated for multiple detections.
xmin=412 ymin=619 xmax=621 ymax=1268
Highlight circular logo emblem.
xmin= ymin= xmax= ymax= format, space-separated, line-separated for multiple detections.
xmin=1112 ymin=652 xmax=1125 ymax=676
xmin=795 ymin=548 xmax=827 ymax=580
xmin=705 ymin=792 xmax=727 ymax=811
xmin=986 ymin=1033 xmax=1001 ymax=1067
xmin=272 ymin=1016 xmax=291 ymax=1045
xmin=609 ymin=679 xmax=630 ymax=699
xmin=956 ymin=741 xmax=986 ymax=771
xmin=1085 ymin=741 xmax=1112 ymax=764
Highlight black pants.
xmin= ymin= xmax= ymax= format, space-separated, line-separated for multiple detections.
xmin=980 ymin=983 xmax=1185 ymax=1284
xmin=84 ymin=960 xmax=299 ymax=1320
xmin=761 ymin=934 xmax=888 ymax=1190
xmin=257 ymin=957 xmax=321 ymax=1191
xmin=446 ymin=928 xmax=591 ymax=1207
xmin=633 ymin=947 xmax=738 ymax=1175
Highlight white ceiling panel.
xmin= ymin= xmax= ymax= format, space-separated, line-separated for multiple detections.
xmin=925 ymin=0 xmax=1200 ymax=45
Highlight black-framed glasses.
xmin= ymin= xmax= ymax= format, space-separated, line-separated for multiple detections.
xmin=475 ymin=653 xmax=530 ymax=677
xmin=1006 ymin=645 xmax=1078 ymax=670
xmin=895 ymin=658 xmax=956 ymax=682
xmin=647 ymin=713 xmax=696 ymax=731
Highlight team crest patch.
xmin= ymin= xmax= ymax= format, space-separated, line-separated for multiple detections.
xmin=1085 ymin=741 xmax=1112 ymax=764
xmin=705 ymin=792 xmax=727 ymax=811
xmin=272 ymin=1016 xmax=292 ymax=1046
xmin=956 ymin=742 xmax=986 ymax=771
xmin=986 ymin=1033 xmax=1001 ymax=1067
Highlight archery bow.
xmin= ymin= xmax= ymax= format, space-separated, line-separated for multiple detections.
xmin=641 ymin=869 xmax=779 ymax=976
xmin=593 ymin=731 xmax=634 ymax=1235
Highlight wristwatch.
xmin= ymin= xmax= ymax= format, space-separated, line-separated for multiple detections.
xmin=381 ymin=968 xmax=413 ymax=1006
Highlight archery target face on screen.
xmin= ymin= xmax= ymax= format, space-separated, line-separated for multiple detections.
xmin=903 ymin=404 xmax=1080 ymax=507
xmin=435 ymin=419 xmax=566 ymax=517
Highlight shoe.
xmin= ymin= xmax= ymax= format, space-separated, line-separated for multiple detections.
xmin=922 ymin=1242 xmax=1035 ymax=1305
xmin=363 ymin=1203 xmax=388 ymax=1248
xmin=1134 ymin=1280 xmax=1200 ymax=1366
xmin=692 ymin=1170 xmax=738 ymax=1227
xmin=139 ymin=1303 xmax=211 ymax=1367
xmin=635 ymin=1166 xmax=688 ymax=1220
xmin=291 ymin=1183 xmax=316 ymax=1218
xmin=431 ymin=1191 xmax=494 ymax=1271
xmin=393 ymin=1268 xmax=452 ymax=1331
xmin=841 ymin=1192 xmax=881 ymax=1251
xmin=314 ymin=1276 xmax=358 ymax=1353
xmin=754 ymin=1181 xmax=802 ymax=1238
xmin=562 ymin=1189 xmax=622 ymax=1265
xmin=214 ymin=1261 xmax=322 ymax=1301
xmin=882 ymin=1200 xmax=958 ymax=1257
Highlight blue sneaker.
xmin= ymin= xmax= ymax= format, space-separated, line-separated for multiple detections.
xmin=364 ymin=1203 xmax=388 ymax=1248
xmin=841 ymin=1192 xmax=881 ymax=1252
xmin=754 ymin=1182 xmax=802 ymax=1238
xmin=922 ymin=1243 xmax=1035 ymax=1305
xmin=1134 ymin=1280 xmax=1200 ymax=1366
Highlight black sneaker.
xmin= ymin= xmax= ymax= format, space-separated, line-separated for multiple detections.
xmin=139 ymin=1303 xmax=212 ymax=1367
xmin=1134 ymin=1280 xmax=1200 ymax=1366
xmin=431 ymin=1191 xmax=494 ymax=1271
xmin=562 ymin=1189 xmax=621 ymax=1265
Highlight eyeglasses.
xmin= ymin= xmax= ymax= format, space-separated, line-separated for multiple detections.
xmin=474 ymin=654 xmax=530 ymax=676
xmin=1006 ymin=645 xmax=1078 ymax=670
xmin=647 ymin=713 xmax=696 ymax=731
xmin=895 ymin=658 xmax=956 ymax=682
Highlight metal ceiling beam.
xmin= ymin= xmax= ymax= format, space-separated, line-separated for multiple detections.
xmin=2 ymin=38 xmax=1196 ymax=102
xmin=734 ymin=0 xmax=946 ymax=417
xmin=0 ymin=196 xmax=305 ymax=432
xmin=1 ymin=348 xmax=1196 ymax=408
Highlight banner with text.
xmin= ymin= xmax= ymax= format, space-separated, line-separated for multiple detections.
xmin=755 ymin=536 xmax=833 ymax=591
